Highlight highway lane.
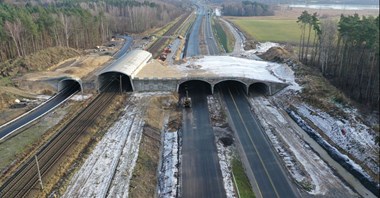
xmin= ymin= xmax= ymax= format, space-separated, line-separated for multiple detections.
xmin=0 ymin=83 xmax=80 ymax=140
xmin=181 ymin=85 xmax=226 ymax=198
xmin=204 ymin=13 xmax=219 ymax=55
xmin=219 ymin=86 xmax=298 ymax=198
xmin=184 ymin=8 xmax=204 ymax=57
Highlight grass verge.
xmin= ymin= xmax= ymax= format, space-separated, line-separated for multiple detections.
xmin=232 ymin=158 xmax=255 ymax=198
xmin=227 ymin=17 xmax=307 ymax=44
xmin=213 ymin=18 xmax=235 ymax=53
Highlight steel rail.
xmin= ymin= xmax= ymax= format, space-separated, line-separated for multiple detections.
xmin=0 ymin=84 xmax=119 ymax=198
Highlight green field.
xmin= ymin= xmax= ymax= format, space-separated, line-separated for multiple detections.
xmin=229 ymin=18 xmax=304 ymax=44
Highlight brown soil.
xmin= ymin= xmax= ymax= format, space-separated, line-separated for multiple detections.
xmin=0 ymin=47 xmax=80 ymax=78
xmin=258 ymin=46 xmax=296 ymax=62
xmin=129 ymin=94 xmax=180 ymax=198
xmin=16 ymin=54 xmax=112 ymax=91
xmin=129 ymin=125 xmax=161 ymax=198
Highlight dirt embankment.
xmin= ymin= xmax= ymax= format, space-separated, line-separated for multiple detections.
xmin=259 ymin=46 xmax=379 ymax=186
xmin=129 ymin=94 xmax=181 ymax=198
xmin=0 ymin=47 xmax=80 ymax=78
xmin=0 ymin=47 xmax=78 ymax=106
xmin=259 ymin=46 xmax=349 ymax=116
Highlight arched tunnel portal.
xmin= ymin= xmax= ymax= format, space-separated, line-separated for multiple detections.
xmin=58 ymin=78 xmax=82 ymax=93
xmin=178 ymin=80 xmax=212 ymax=96
xmin=214 ymin=80 xmax=248 ymax=95
xmin=249 ymin=82 xmax=269 ymax=96
xmin=98 ymin=72 xmax=133 ymax=92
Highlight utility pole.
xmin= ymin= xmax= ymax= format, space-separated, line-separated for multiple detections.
xmin=119 ymin=75 xmax=122 ymax=94
xmin=34 ymin=155 xmax=44 ymax=191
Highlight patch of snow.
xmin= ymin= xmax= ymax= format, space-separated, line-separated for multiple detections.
xmin=215 ymin=8 xmax=221 ymax=17
xmin=214 ymin=128 xmax=237 ymax=198
xmin=70 ymin=94 xmax=92 ymax=101
xmin=268 ymin=63 xmax=302 ymax=91
xmin=288 ymin=109 xmax=378 ymax=195
xmin=207 ymin=95 xmax=237 ymax=198
xmin=295 ymin=103 xmax=379 ymax=175
xmin=249 ymin=96 xmax=357 ymax=196
xmin=36 ymin=95 xmax=52 ymax=100
xmin=247 ymin=42 xmax=280 ymax=54
xmin=63 ymin=95 xmax=145 ymax=198
xmin=179 ymin=56 xmax=284 ymax=83
xmin=158 ymin=131 xmax=179 ymax=198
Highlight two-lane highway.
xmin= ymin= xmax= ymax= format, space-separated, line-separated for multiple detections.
xmin=181 ymin=85 xmax=226 ymax=198
xmin=219 ymin=86 xmax=298 ymax=198
xmin=0 ymin=83 xmax=80 ymax=141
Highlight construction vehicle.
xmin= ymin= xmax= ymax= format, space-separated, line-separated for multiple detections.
xmin=158 ymin=46 xmax=172 ymax=61
xmin=163 ymin=47 xmax=171 ymax=53
xmin=159 ymin=53 xmax=167 ymax=61
xmin=183 ymin=89 xmax=192 ymax=108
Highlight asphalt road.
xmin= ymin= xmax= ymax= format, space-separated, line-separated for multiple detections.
xmin=184 ymin=8 xmax=204 ymax=57
xmin=113 ymin=36 xmax=133 ymax=59
xmin=181 ymin=85 xmax=226 ymax=198
xmin=219 ymin=86 xmax=298 ymax=198
xmin=0 ymin=83 xmax=80 ymax=140
xmin=204 ymin=14 xmax=219 ymax=55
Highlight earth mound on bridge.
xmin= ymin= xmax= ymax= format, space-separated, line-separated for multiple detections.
xmin=258 ymin=46 xmax=293 ymax=63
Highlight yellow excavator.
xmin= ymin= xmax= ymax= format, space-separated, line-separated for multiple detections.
xmin=183 ymin=89 xmax=192 ymax=108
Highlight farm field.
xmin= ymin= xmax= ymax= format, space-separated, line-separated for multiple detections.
xmin=226 ymin=17 xmax=302 ymax=44
xmin=225 ymin=6 xmax=378 ymax=44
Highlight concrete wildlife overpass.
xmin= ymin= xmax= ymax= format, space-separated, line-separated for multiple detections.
xmin=96 ymin=49 xmax=289 ymax=95
xmin=133 ymin=52 xmax=289 ymax=95
xmin=96 ymin=49 xmax=152 ymax=92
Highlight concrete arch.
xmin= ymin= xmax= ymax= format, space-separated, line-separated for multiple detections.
xmin=249 ymin=82 xmax=269 ymax=96
xmin=177 ymin=80 xmax=212 ymax=95
xmin=96 ymin=49 xmax=152 ymax=92
xmin=98 ymin=72 xmax=133 ymax=92
xmin=213 ymin=79 xmax=248 ymax=94
xmin=58 ymin=78 xmax=82 ymax=93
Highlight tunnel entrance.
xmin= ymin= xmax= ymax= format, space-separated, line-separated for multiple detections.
xmin=98 ymin=72 xmax=132 ymax=92
xmin=178 ymin=80 xmax=212 ymax=96
xmin=249 ymin=82 xmax=269 ymax=96
xmin=58 ymin=79 xmax=82 ymax=93
xmin=214 ymin=80 xmax=248 ymax=95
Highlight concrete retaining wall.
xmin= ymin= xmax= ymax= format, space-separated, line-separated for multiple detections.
xmin=133 ymin=78 xmax=179 ymax=92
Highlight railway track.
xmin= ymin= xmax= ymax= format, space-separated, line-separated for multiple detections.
xmin=0 ymin=85 xmax=119 ymax=198
xmin=147 ymin=12 xmax=191 ymax=58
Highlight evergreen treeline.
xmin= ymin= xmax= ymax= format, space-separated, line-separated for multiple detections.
xmin=0 ymin=0 xmax=183 ymax=61
xmin=297 ymin=11 xmax=379 ymax=109
xmin=222 ymin=1 xmax=274 ymax=16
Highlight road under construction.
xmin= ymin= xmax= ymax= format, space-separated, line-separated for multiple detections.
xmin=0 ymin=8 xmax=294 ymax=198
